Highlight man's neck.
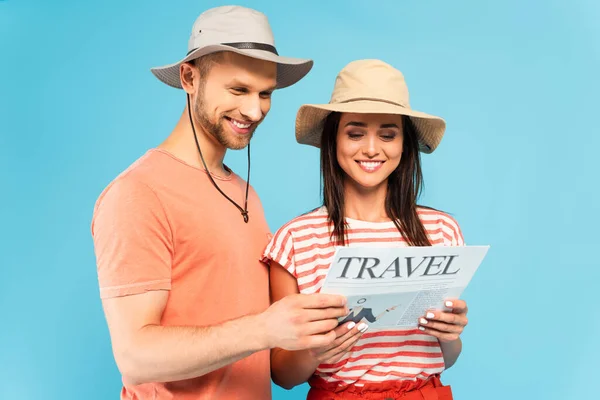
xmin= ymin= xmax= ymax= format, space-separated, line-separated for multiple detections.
xmin=343 ymin=180 xmax=390 ymax=222
xmin=159 ymin=108 xmax=229 ymax=177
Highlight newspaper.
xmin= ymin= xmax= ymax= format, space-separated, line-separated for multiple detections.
xmin=319 ymin=245 xmax=490 ymax=329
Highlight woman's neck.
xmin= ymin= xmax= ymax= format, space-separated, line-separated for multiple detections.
xmin=343 ymin=180 xmax=390 ymax=222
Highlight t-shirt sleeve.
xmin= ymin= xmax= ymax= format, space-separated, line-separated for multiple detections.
xmin=91 ymin=177 xmax=173 ymax=299
xmin=445 ymin=214 xmax=465 ymax=246
xmin=261 ymin=225 xmax=297 ymax=277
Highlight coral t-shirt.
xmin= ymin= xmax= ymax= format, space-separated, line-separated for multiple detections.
xmin=91 ymin=148 xmax=272 ymax=399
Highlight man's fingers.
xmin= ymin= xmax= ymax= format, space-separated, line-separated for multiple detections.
xmin=297 ymin=293 xmax=348 ymax=310
xmin=302 ymin=330 xmax=338 ymax=349
xmin=305 ymin=306 xmax=351 ymax=322
xmin=303 ymin=319 xmax=342 ymax=336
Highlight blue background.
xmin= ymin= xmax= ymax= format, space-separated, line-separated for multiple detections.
xmin=2 ymin=0 xmax=599 ymax=399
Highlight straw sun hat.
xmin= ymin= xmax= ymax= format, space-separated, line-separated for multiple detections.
xmin=295 ymin=59 xmax=446 ymax=153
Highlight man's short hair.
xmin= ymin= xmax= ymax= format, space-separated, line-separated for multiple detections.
xmin=192 ymin=52 xmax=226 ymax=81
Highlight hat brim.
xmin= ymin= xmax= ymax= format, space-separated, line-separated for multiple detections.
xmin=295 ymin=100 xmax=446 ymax=153
xmin=150 ymin=45 xmax=313 ymax=90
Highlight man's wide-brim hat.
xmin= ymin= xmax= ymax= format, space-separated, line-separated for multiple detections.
xmin=295 ymin=59 xmax=446 ymax=153
xmin=151 ymin=6 xmax=313 ymax=89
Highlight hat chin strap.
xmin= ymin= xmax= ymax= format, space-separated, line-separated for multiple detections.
xmin=187 ymin=93 xmax=250 ymax=223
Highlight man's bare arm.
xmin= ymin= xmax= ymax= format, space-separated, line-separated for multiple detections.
xmin=102 ymin=289 xmax=348 ymax=385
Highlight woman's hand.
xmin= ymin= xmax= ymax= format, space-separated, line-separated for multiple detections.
xmin=308 ymin=320 xmax=368 ymax=364
xmin=417 ymin=299 xmax=468 ymax=342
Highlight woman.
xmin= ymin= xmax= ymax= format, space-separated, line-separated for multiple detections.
xmin=262 ymin=59 xmax=468 ymax=400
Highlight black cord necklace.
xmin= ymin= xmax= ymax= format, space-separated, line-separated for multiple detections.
xmin=187 ymin=94 xmax=250 ymax=223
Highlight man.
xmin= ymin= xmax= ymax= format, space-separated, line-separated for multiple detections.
xmin=91 ymin=6 xmax=348 ymax=400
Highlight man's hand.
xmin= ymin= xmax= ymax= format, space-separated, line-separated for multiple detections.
xmin=417 ymin=299 xmax=468 ymax=342
xmin=259 ymin=293 xmax=349 ymax=351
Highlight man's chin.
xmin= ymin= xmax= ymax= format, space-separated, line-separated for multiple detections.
xmin=227 ymin=143 xmax=249 ymax=150
xmin=225 ymin=136 xmax=253 ymax=150
xmin=225 ymin=129 xmax=256 ymax=150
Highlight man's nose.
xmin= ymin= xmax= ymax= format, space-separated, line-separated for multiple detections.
xmin=239 ymin=96 xmax=263 ymax=122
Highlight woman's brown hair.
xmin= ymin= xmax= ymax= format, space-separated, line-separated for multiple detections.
xmin=320 ymin=112 xmax=432 ymax=246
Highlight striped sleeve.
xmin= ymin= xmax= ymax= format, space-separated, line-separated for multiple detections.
xmin=443 ymin=214 xmax=465 ymax=246
xmin=417 ymin=208 xmax=465 ymax=246
xmin=261 ymin=224 xmax=297 ymax=277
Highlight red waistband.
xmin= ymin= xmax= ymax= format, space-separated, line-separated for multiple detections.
xmin=307 ymin=375 xmax=452 ymax=400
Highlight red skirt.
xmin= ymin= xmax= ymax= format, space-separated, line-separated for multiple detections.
xmin=306 ymin=375 xmax=453 ymax=400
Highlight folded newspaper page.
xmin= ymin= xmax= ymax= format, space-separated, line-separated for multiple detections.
xmin=319 ymin=245 xmax=490 ymax=329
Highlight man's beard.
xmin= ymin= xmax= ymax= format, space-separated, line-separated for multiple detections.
xmin=193 ymin=87 xmax=256 ymax=150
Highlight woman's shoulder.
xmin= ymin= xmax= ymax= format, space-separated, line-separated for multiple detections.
xmin=262 ymin=206 xmax=330 ymax=265
xmin=272 ymin=206 xmax=330 ymax=237
xmin=417 ymin=206 xmax=462 ymax=230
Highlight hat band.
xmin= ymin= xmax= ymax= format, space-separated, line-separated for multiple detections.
xmin=187 ymin=42 xmax=279 ymax=56
xmin=337 ymin=97 xmax=407 ymax=108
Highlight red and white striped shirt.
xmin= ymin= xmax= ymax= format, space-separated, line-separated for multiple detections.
xmin=262 ymin=206 xmax=465 ymax=387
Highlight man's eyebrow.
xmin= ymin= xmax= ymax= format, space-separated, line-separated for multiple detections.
xmin=261 ymin=85 xmax=277 ymax=93
xmin=228 ymin=79 xmax=276 ymax=92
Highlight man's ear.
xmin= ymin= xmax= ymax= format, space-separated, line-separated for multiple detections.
xmin=179 ymin=62 xmax=197 ymax=95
